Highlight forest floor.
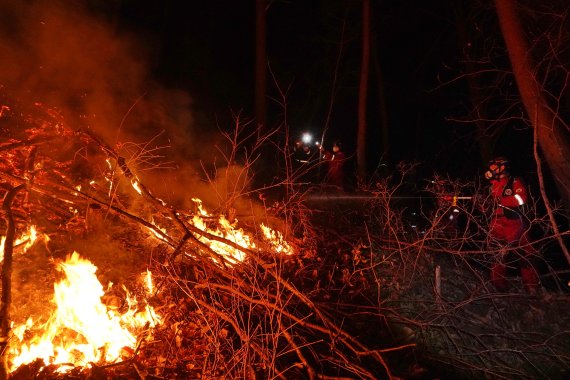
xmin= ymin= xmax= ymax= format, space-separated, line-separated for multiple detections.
xmin=303 ymin=187 xmax=570 ymax=380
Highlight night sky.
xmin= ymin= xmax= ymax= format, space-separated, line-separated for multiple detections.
xmin=0 ymin=1 xmax=539 ymax=186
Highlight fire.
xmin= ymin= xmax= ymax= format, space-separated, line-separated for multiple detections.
xmin=9 ymin=252 xmax=160 ymax=372
xmin=260 ymin=224 xmax=294 ymax=255
xmin=187 ymin=198 xmax=295 ymax=264
xmin=0 ymin=225 xmax=40 ymax=261
xmin=131 ymin=179 xmax=143 ymax=195
xmin=147 ymin=221 xmax=169 ymax=242
xmin=191 ymin=209 xmax=254 ymax=264
xmin=143 ymin=269 xmax=154 ymax=295
xmin=0 ymin=105 xmax=10 ymax=117
xmin=22 ymin=225 xmax=38 ymax=251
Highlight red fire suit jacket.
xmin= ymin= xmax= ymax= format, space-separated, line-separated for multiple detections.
xmin=489 ymin=175 xmax=530 ymax=245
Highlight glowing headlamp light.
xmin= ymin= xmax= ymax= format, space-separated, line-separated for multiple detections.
xmin=301 ymin=132 xmax=313 ymax=144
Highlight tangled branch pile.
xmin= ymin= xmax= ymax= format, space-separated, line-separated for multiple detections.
xmin=0 ymin=97 xmax=404 ymax=379
xmin=346 ymin=167 xmax=570 ymax=379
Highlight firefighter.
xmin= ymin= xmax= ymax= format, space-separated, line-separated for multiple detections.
xmin=320 ymin=140 xmax=346 ymax=190
xmin=291 ymin=136 xmax=318 ymax=186
xmin=293 ymin=140 xmax=317 ymax=166
xmin=484 ymin=157 xmax=540 ymax=293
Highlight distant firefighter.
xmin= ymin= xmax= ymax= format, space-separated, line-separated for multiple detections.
xmin=291 ymin=133 xmax=319 ymax=186
xmin=484 ymin=157 xmax=540 ymax=293
xmin=293 ymin=139 xmax=318 ymax=165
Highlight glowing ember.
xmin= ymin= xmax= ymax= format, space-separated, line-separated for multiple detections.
xmin=9 ymin=252 xmax=160 ymax=372
xmin=0 ymin=105 xmax=10 ymax=117
xmin=105 ymin=158 xmax=114 ymax=196
xmin=131 ymin=179 xmax=143 ymax=195
xmin=144 ymin=269 xmax=154 ymax=295
xmin=147 ymin=221 xmax=169 ymax=242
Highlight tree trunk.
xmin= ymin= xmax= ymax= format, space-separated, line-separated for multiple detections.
xmin=453 ymin=3 xmax=494 ymax=164
xmin=371 ymin=20 xmax=390 ymax=166
xmin=494 ymin=0 xmax=570 ymax=210
xmin=255 ymin=0 xmax=267 ymax=137
xmin=357 ymin=0 xmax=371 ymax=181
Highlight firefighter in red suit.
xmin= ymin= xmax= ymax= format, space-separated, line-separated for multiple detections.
xmin=320 ymin=140 xmax=346 ymax=190
xmin=485 ymin=157 xmax=539 ymax=293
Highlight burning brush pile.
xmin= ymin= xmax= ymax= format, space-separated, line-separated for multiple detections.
xmin=0 ymin=98 xmax=397 ymax=379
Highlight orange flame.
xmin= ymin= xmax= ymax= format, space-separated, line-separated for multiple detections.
xmin=9 ymin=252 xmax=160 ymax=372
xmin=0 ymin=225 xmax=40 ymax=261
xmin=187 ymin=198 xmax=295 ymax=264
xmin=191 ymin=214 xmax=252 ymax=264
xmin=131 ymin=179 xmax=143 ymax=195
xmin=260 ymin=224 xmax=294 ymax=255
xmin=143 ymin=269 xmax=154 ymax=295
xmin=147 ymin=221 xmax=169 ymax=242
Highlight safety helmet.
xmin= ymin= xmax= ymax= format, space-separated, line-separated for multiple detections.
xmin=485 ymin=157 xmax=510 ymax=180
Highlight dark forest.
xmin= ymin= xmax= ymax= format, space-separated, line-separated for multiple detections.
xmin=0 ymin=1 xmax=568 ymax=379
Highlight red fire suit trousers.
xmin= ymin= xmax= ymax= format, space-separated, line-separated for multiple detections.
xmin=489 ymin=216 xmax=539 ymax=292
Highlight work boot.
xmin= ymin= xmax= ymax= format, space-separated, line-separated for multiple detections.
xmin=490 ymin=263 xmax=508 ymax=292
xmin=521 ymin=266 xmax=540 ymax=294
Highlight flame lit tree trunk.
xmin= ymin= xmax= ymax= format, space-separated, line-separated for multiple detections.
xmin=0 ymin=184 xmax=25 ymax=380
xmin=494 ymin=0 xmax=570 ymax=263
xmin=357 ymin=0 xmax=371 ymax=181
xmin=254 ymin=0 xmax=274 ymax=186
xmin=494 ymin=0 xmax=570 ymax=206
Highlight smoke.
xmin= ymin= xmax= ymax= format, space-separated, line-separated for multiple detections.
xmin=0 ymin=1 xmax=257 ymax=213
xmin=0 ymin=1 xmax=206 ymax=145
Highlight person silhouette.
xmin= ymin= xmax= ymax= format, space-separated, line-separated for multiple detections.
xmin=320 ymin=140 xmax=346 ymax=191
